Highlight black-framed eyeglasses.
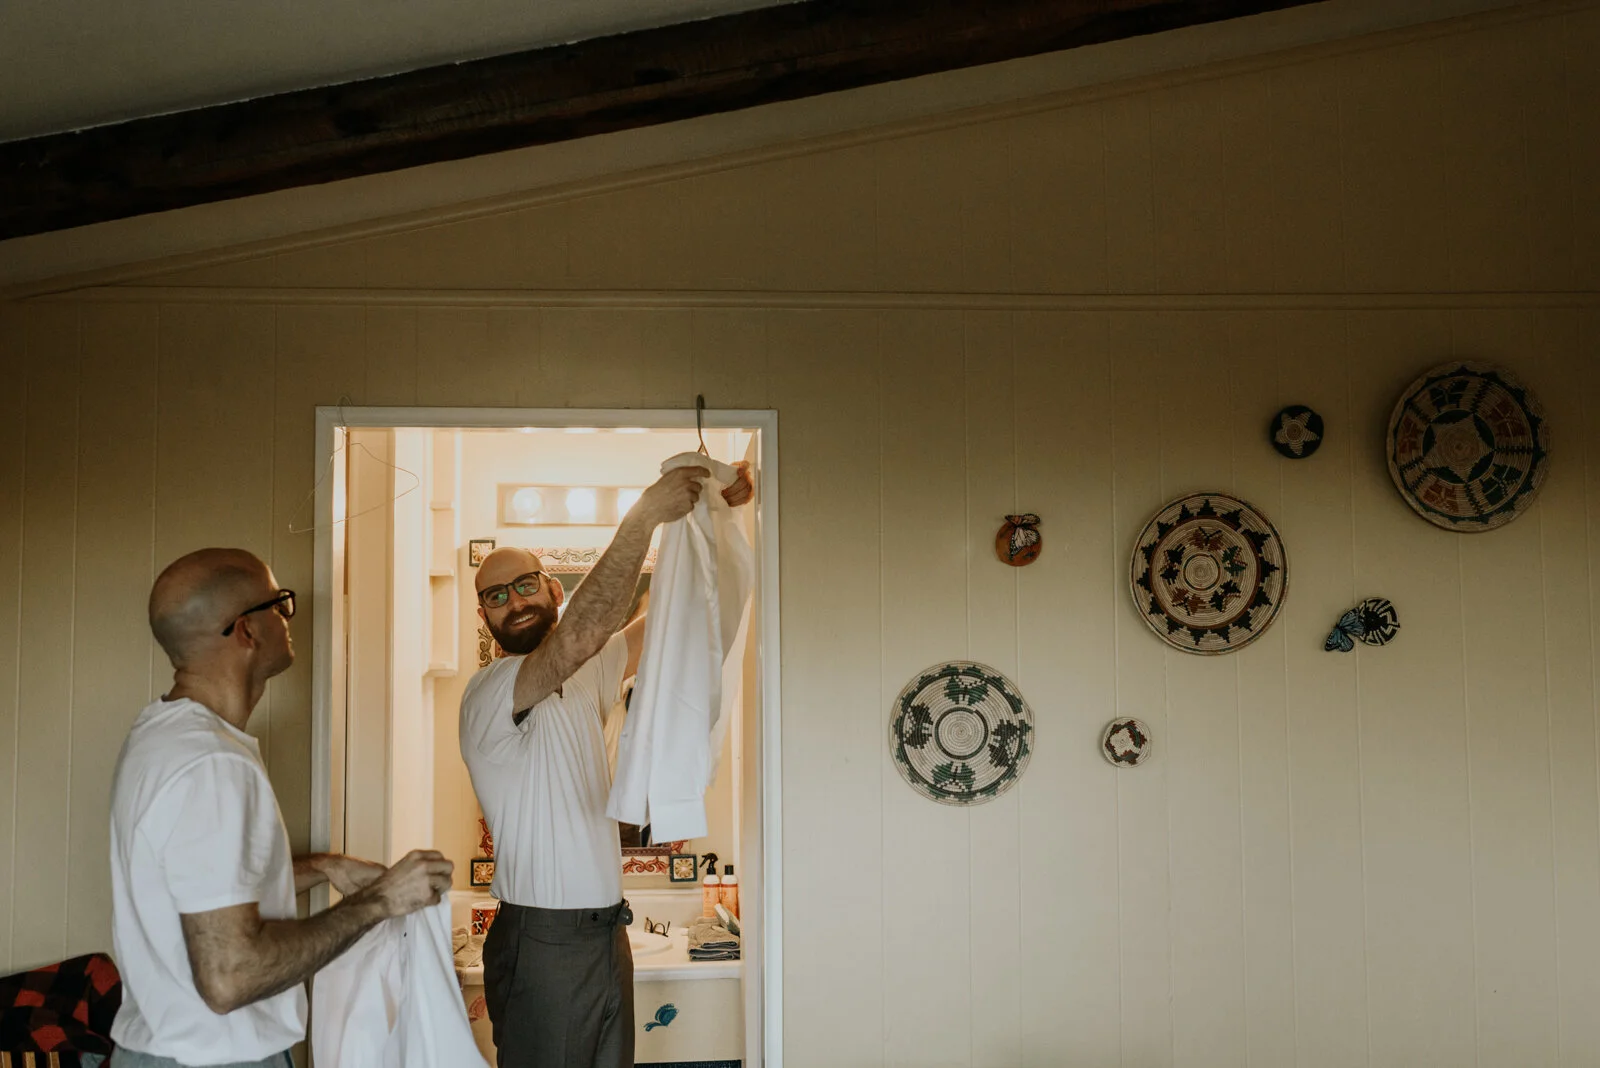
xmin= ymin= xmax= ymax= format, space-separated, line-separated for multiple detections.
xmin=221 ymin=589 xmax=296 ymax=636
xmin=477 ymin=571 xmax=545 ymax=610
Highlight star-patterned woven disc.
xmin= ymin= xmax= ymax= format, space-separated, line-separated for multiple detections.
xmin=890 ymin=662 xmax=1034 ymax=806
xmin=1270 ymin=405 xmax=1324 ymax=458
xmin=1386 ymin=362 xmax=1549 ymax=533
xmin=1129 ymin=492 xmax=1288 ymax=655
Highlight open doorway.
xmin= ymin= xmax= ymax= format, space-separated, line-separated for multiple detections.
xmin=308 ymin=407 xmax=781 ymax=1068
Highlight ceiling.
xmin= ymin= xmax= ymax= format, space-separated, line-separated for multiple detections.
xmin=0 ymin=0 xmax=793 ymax=141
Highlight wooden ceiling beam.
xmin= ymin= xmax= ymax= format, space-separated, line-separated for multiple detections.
xmin=0 ymin=0 xmax=1325 ymax=240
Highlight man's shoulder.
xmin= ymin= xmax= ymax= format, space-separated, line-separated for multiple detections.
xmin=119 ymin=701 xmax=260 ymax=783
xmin=461 ymin=655 xmax=523 ymax=714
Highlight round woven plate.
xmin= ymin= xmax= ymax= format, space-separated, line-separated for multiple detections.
xmin=1101 ymin=717 xmax=1153 ymax=767
xmin=889 ymin=661 xmax=1033 ymax=806
xmin=1386 ymin=362 xmax=1549 ymax=532
xmin=1130 ymin=492 xmax=1288 ymax=655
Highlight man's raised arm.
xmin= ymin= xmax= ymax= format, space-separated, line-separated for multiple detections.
xmin=511 ymin=465 xmax=706 ymax=711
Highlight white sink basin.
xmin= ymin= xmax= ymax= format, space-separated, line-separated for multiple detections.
xmin=628 ymin=930 xmax=673 ymax=957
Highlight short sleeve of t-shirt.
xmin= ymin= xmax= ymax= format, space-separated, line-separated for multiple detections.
xmin=460 ymin=656 xmax=524 ymax=762
xmin=148 ymin=755 xmax=284 ymax=915
xmin=571 ymin=633 xmax=628 ymax=720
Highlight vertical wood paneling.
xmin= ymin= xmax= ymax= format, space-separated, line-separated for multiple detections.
xmin=1108 ymin=312 xmax=1172 ymax=1066
xmin=689 ymin=310 xmax=768 ymax=411
xmin=766 ymin=310 xmax=884 ymax=1066
xmin=683 ymin=169 xmax=768 ymax=291
xmin=1015 ymin=311 xmax=1122 ymax=1066
xmin=362 ymin=306 xmax=419 ymax=407
xmin=1276 ymin=312 xmax=1368 ymax=1068
xmin=960 ymin=312 xmax=1022 ymax=1068
xmin=1007 ymin=106 xmax=1106 ymax=295
xmin=540 ymin=309 xmax=644 ymax=409
xmin=1455 ymin=310 xmax=1560 ymax=1066
xmin=760 ymin=146 xmax=877 ymax=292
xmin=1227 ymin=313 xmax=1294 ymax=1068
xmin=1567 ymin=6 xmax=1600 ymax=292
xmin=272 ymin=306 xmax=367 ymax=852
xmin=1529 ymin=309 xmax=1600 ymax=1066
xmin=154 ymin=304 xmax=277 ymax=761
xmin=1337 ymin=39 xmax=1451 ymax=293
xmin=12 ymin=304 xmax=79 ymax=969
xmin=484 ymin=307 xmax=543 ymax=408
xmin=1214 ymin=75 xmax=1276 ymax=296
xmin=413 ymin=308 xmax=494 ymax=408
xmin=1345 ymin=312 xmax=1477 ymax=1068
xmin=1573 ymin=309 xmax=1600 ymax=1064
xmin=878 ymin=310 xmax=971 ymax=1067
xmin=1099 ymin=95 xmax=1156 ymax=295
xmin=1159 ymin=313 xmax=1246 ymax=1066
xmin=630 ymin=309 xmax=695 ymax=409
xmin=66 ymin=304 xmax=158 ymax=959
xmin=1266 ymin=58 xmax=1345 ymax=293
xmin=0 ymin=304 xmax=26 ymax=971
xmin=1437 ymin=22 xmax=1540 ymax=292
xmin=1148 ymin=88 xmax=1226 ymax=295
xmin=875 ymin=129 xmax=967 ymax=293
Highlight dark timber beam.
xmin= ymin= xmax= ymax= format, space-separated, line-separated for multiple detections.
xmin=0 ymin=0 xmax=1326 ymax=239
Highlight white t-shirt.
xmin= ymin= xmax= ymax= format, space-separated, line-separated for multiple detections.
xmin=459 ymin=634 xmax=629 ymax=909
xmin=108 ymin=698 xmax=305 ymax=1062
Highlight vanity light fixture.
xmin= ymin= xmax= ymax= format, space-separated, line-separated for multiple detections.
xmin=499 ymin=484 xmax=649 ymax=526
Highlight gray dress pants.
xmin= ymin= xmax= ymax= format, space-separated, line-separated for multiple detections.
xmin=482 ymin=900 xmax=634 ymax=1068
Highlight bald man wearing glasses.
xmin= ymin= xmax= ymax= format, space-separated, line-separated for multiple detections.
xmin=460 ymin=461 xmax=752 ymax=1068
xmin=108 ymin=549 xmax=453 ymax=1068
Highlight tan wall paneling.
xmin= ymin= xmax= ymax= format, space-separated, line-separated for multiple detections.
xmin=12 ymin=304 xmax=79 ymax=968
xmin=66 ymin=304 xmax=158 ymax=958
xmin=1106 ymin=312 xmax=1173 ymax=1064
xmin=272 ymin=306 xmax=368 ymax=853
xmin=2 ymin=6 xmax=1600 ymax=1065
xmin=1015 ymin=311 xmax=1122 ymax=1063
xmin=766 ymin=309 xmax=884 ymax=1064
xmin=0 ymin=305 xmax=25 ymax=969
xmin=959 ymin=311 xmax=1021 ymax=1066
xmin=877 ymin=310 xmax=971 ymax=1065
xmin=1454 ymin=309 xmax=1560 ymax=1064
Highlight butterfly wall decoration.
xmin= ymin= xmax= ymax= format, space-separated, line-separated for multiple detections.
xmin=1325 ymin=597 xmax=1401 ymax=652
xmin=996 ymin=514 xmax=1042 ymax=567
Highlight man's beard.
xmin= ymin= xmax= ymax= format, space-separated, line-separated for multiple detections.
xmin=486 ymin=602 xmax=559 ymax=656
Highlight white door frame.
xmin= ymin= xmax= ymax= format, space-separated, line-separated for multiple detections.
xmin=310 ymin=405 xmax=783 ymax=1067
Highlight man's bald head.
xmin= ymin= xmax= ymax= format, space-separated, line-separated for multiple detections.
xmin=149 ymin=549 xmax=274 ymax=668
xmin=475 ymin=546 xmax=544 ymax=594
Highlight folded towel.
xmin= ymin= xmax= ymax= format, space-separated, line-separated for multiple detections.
xmin=686 ymin=918 xmax=740 ymax=961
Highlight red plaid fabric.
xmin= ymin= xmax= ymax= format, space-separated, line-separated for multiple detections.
xmin=0 ymin=955 xmax=120 ymax=1067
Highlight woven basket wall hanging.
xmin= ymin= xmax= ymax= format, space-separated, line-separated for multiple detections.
xmin=1386 ymin=361 xmax=1549 ymax=532
xmin=890 ymin=661 xmax=1033 ymax=806
xmin=1129 ymin=492 xmax=1288 ymax=655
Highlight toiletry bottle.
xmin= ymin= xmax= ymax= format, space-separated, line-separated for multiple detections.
xmin=719 ymin=864 xmax=739 ymax=919
xmin=701 ymin=853 xmax=721 ymax=918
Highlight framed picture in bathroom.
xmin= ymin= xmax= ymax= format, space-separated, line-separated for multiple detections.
xmin=470 ymin=857 xmax=496 ymax=888
xmin=468 ymin=539 xmax=496 ymax=567
xmin=669 ymin=854 xmax=699 ymax=883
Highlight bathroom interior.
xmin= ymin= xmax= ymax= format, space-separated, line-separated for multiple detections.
xmin=332 ymin=422 xmax=764 ymax=1067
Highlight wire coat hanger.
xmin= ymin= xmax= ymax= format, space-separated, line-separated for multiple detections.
xmin=696 ymin=394 xmax=709 ymax=457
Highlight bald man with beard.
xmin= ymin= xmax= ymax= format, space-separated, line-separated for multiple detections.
xmin=108 ymin=548 xmax=454 ymax=1068
xmin=459 ymin=461 xmax=752 ymax=1068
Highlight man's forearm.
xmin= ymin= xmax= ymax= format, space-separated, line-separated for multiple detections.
xmin=565 ymin=512 xmax=656 ymax=642
xmin=513 ymin=512 xmax=655 ymax=709
xmin=185 ymin=893 xmax=388 ymax=1013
